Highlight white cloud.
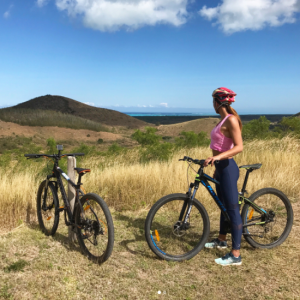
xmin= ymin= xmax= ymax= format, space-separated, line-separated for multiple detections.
xmin=159 ymin=103 xmax=168 ymax=107
xmin=136 ymin=104 xmax=159 ymax=107
xmin=3 ymin=5 xmax=13 ymax=19
xmin=55 ymin=0 xmax=189 ymax=31
xmin=199 ymin=0 xmax=300 ymax=33
xmin=37 ymin=0 xmax=49 ymax=7
xmin=84 ymin=102 xmax=95 ymax=106
xmin=3 ymin=11 xmax=10 ymax=18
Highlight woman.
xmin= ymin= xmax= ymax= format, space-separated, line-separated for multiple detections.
xmin=204 ymin=87 xmax=243 ymax=266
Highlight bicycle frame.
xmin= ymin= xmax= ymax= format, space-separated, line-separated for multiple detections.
xmin=44 ymin=157 xmax=86 ymax=226
xmin=180 ymin=164 xmax=269 ymax=232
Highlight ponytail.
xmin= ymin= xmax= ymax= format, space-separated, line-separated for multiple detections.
xmin=226 ymin=105 xmax=242 ymax=130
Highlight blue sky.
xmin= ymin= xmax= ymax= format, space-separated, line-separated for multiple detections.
xmin=0 ymin=0 xmax=299 ymax=114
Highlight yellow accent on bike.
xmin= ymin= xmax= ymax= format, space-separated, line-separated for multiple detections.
xmin=155 ymin=230 xmax=160 ymax=242
xmin=84 ymin=205 xmax=90 ymax=211
xmin=59 ymin=206 xmax=64 ymax=209
xmin=81 ymin=186 xmax=87 ymax=194
xmin=248 ymin=208 xmax=254 ymax=220
xmin=46 ymin=216 xmax=52 ymax=221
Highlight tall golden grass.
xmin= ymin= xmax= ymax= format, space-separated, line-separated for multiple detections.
xmin=1 ymin=136 xmax=299 ymax=229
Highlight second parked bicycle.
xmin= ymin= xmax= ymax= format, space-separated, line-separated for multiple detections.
xmin=25 ymin=145 xmax=114 ymax=264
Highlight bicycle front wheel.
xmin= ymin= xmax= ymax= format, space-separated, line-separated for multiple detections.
xmin=36 ymin=180 xmax=59 ymax=236
xmin=75 ymin=193 xmax=114 ymax=264
xmin=242 ymin=188 xmax=293 ymax=249
xmin=145 ymin=193 xmax=210 ymax=261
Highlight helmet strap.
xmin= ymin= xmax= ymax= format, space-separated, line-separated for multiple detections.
xmin=213 ymin=98 xmax=230 ymax=113
xmin=216 ymin=101 xmax=228 ymax=113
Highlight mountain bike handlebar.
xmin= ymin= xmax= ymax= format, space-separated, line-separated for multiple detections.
xmin=179 ymin=156 xmax=219 ymax=166
xmin=24 ymin=153 xmax=85 ymax=159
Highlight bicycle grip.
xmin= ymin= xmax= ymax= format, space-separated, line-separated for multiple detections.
xmin=66 ymin=153 xmax=85 ymax=157
xmin=207 ymin=160 xmax=219 ymax=165
xmin=24 ymin=154 xmax=42 ymax=158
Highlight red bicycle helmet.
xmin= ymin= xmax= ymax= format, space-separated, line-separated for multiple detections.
xmin=212 ymin=87 xmax=236 ymax=103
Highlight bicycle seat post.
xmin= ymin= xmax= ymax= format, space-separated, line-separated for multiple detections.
xmin=241 ymin=169 xmax=253 ymax=196
xmin=77 ymin=173 xmax=83 ymax=186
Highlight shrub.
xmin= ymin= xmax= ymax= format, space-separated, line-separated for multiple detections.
xmin=175 ymin=131 xmax=210 ymax=148
xmin=242 ymin=116 xmax=271 ymax=140
xmin=279 ymin=117 xmax=300 ymax=134
xmin=46 ymin=137 xmax=56 ymax=154
xmin=132 ymin=127 xmax=161 ymax=146
xmin=0 ymin=136 xmax=36 ymax=154
xmin=140 ymin=142 xmax=173 ymax=162
xmin=71 ymin=143 xmax=96 ymax=156
xmin=107 ymin=143 xmax=126 ymax=155
xmin=97 ymin=138 xmax=104 ymax=144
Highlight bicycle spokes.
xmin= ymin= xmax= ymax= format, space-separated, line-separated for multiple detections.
xmin=150 ymin=200 xmax=205 ymax=256
xmin=244 ymin=194 xmax=288 ymax=244
xmin=41 ymin=189 xmax=55 ymax=228
xmin=78 ymin=200 xmax=109 ymax=257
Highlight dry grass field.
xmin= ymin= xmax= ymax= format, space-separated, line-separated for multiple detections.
xmin=0 ymin=136 xmax=299 ymax=299
xmin=0 ymin=205 xmax=299 ymax=300
xmin=1 ymin=136 xmax=299 ymax=228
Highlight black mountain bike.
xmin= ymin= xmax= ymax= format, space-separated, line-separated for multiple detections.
xmin=25 ymin=145 xmax=114 ymax=264
xmin=145 ymin=156 xmax=293 ymax=261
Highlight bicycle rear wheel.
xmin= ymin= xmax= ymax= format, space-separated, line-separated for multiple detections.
xmin=75 ymin=193 xmax=114 ymax=264
xmin=242 ymin=188 xmax=293 ymax=249
xmin=37 ymin=180 xmax=59 ymax=236
xmin=145 ymin=193 xmax=210 ymax=261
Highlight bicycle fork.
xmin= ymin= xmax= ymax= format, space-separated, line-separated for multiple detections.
xmin=177 ymin=184 xmax=198 ymax=229
xmin=41 ymin=178 xmax=50 ymax=210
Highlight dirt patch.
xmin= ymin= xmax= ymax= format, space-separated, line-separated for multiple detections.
xmin=0 ymin=120 xmax=125 ymax=143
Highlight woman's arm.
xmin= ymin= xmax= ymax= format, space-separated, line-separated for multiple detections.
xmin=205 ymin=116 xmax=243 ymax=167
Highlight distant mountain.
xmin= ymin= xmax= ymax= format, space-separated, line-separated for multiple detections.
xmin=11 ymin=95 xmax=148 ymax=128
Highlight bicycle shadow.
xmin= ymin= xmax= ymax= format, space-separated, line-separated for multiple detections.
xmin=114 ymin=213 xmax=236 ymax=260
xmin=114 ymin=213 xmax=155 ymax=259
xmin=28 ymin=223 xmax=82 ymax=254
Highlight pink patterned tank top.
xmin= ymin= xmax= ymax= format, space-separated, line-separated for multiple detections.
xmin=210 ymin=114 xmax=234 ymax=152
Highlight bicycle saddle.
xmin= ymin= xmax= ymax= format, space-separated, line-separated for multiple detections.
xmin=74 ymin=168 xmax=91 ymax=174
xmin=239 ymin=163 xmax=262 ymax=170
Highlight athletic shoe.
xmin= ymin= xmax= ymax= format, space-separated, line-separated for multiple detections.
xmin=215 ymin=252 xmax=242 ymax=266
xmin=205 ymin=238 xmax=227 ymax=249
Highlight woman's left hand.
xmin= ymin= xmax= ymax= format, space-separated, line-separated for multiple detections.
xmin=204 ymin=155 xmax=221 ymax=167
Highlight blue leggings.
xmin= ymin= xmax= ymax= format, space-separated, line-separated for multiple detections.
xmin=215 ymin=159 xmax=242 ymax=250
